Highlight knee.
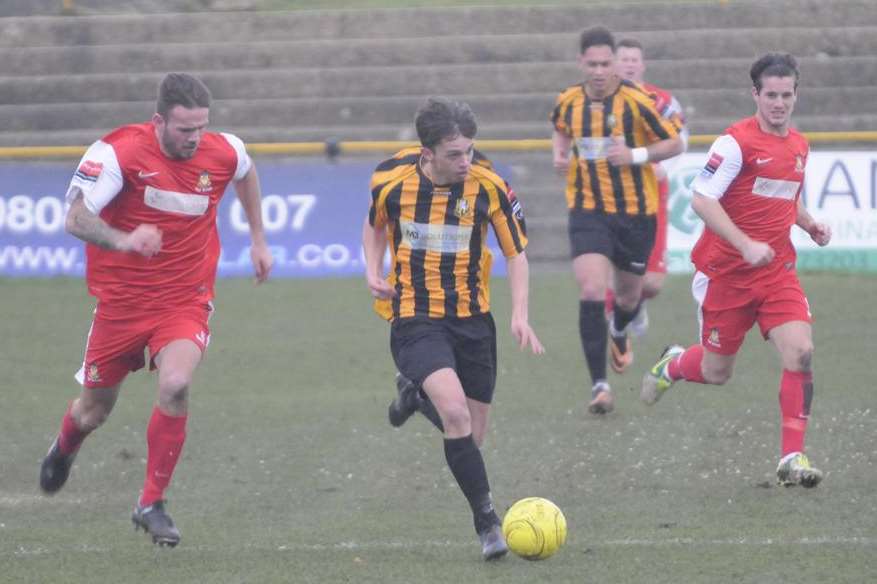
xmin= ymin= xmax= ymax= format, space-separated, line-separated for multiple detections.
xmin=158 ymin=372 xmax=191 ymax=408
xmin=78 ymin=402 xmax=112 ymax=431
xmin=787 ymin=343 xmax=814 ymax=372
xmin=440 ymin=402 xmax=472 ymax=436
xmin=703 ymin=362 xmax=733 ymax=385
xmin=578 ymin=282 xmax=605 ymax=301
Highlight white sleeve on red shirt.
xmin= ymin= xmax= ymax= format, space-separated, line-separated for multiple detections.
xmin=66 ymin=140 xmax=124 ymax=214
xmin=690 ymin=134 xmax=743 ymax=199
xmin=221 ymin=132 xmax=253 ymax=181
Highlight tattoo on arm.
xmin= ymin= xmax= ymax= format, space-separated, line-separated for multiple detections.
xmin=66 ymin=190 xmax=123 ymax=250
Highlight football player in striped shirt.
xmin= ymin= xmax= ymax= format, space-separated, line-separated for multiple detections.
xmin=364 ymin=97 xmax=543 ymax=559
xmin=552 ymin=26 xmax=683 ymax=415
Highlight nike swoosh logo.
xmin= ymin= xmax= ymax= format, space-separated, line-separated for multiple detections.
xmin=138 ymin=170 xmax=160 ymax=178
xmin=755 ymin=158 xmax=773 ymax=165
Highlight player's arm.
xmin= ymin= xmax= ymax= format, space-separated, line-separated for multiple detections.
xmin=233 ymin=164 xmax=272 ymax=283
xmin=506 ymin=251 xmax=544 ymax=355
xmin=361 ymin=215 xmax=395 ymax=299
xmin=608 ymin=133 xmax=683 ymax=166
xmin=690 ymin=134 xmax=773 ymax=266
xmin=608 ymin=97 xmax=683 ymax=166
xmin=691 ymin=193 xmax=773 ymax=266
xmin=552 ymin=129 xmax=572 ymax=174
xmin=66 ymin=188 xmax=162 ymax=256
xmin=795 ymin=197 xmax=832 ymax=246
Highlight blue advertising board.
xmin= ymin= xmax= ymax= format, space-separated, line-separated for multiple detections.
xmin=0 ymin=160 xmax=507 ymax=278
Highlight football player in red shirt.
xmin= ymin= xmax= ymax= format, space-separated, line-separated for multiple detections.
xmin=39 ymin=73 xmax=273 ymax=546
xmin=641 ymin=54 xmax=831 ymax=488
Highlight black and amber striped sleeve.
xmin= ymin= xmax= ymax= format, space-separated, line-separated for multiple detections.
xmin=369 ymin=149 xmax=419 ymax=228
xmin=551 ymin=86 xmax=579 ymax=135
xmin=476 ymin=170 xmax=527 ymax=258
xmin=629 ymin=90 xmax=679 ymax=145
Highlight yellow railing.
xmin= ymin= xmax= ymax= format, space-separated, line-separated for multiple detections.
xmin=1 ymin=131 xmax=876 ymax=159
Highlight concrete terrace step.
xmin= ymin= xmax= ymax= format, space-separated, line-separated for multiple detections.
xmin=2 ymin=1 xmax=876 ymax=48
xmin=2 ymin=86 xmax=875 ymax=134
xmin=4 ymin=27 xmax=877 ymax=77
xmin=3 ymin=58 xmax=875 ymax=105
xmin=4 ymin=111 xmax=876 ymax=149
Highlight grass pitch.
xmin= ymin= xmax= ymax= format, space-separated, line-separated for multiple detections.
xmin=1 ymin=272 xmax=875 ymax=583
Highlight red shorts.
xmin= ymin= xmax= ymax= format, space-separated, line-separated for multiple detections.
xmin=646 ymin=177 xmax=669 ymax=274
xmin=693 ymin=272 xmax=811 ymax=355
xmin=75 ymin=302 xmax=213 ymax=388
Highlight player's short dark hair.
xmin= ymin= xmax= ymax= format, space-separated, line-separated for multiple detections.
xmin=414 ymin=97 xmax=477 ymax=150
xmin=617 ymin=38 xmax=644 ymax=53
xmin=750 ymin=53 xmax=800 ymax=92
xmin=156 ymin=73 xmax=212 ymax=118
xmin=579 ymin=26 xmax=615 ymax=54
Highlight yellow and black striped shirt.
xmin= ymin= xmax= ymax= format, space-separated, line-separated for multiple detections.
xmin=552 ymin=79 xmax=679 ymax=215
xmin=369 ymin=148 xmax=527 ymax=321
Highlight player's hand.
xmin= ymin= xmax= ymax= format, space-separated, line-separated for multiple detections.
xmin=553 ymin=154 xmax=569 ymax=176
xmin=367 ymin=274 xmax=396 ymax=299
xmin=606 ymin=136 xmax=632 ymax=166
xmin=124 ymin=224 xmax=162 ymax=257
xmin=511 ymin=316 xmax=545 ymax=355
xmin=809 ymin=222 xmax=832 ymax=246
xmin=250 ymin=240 xmax=273 ymax=284
xmin=741 ymin=239 xmax=775 ymax=267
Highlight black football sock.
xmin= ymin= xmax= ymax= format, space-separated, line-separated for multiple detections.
xmin=579 ymin=300 xmax=608 ymax=384
xmin=611 ymin=301 xmax=640 ymax=338
xmin=444 ymin=434 xmax=499 ymax=533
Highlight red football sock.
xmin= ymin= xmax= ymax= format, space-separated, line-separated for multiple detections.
xmin=604 ymin=289 xmax=615 ymax=314
xmin=667 ymin=345 xmax=706 ymax=383
xmin=140 ymin=406 xmax=187 ymax=507
xmin=779 ymin=369 xmax=812 ymax=456
xmin=58 ymin=402 xmax=91 ymax=456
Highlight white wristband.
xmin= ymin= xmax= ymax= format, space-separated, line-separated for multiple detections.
xmin=631 ymin=147 xmax=649 ymax=165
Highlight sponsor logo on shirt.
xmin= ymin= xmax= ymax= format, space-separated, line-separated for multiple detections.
xmin=576 ymin=137 xmax=614 ymax=161
xmin=195 ymin=171 xmax=213 ymax=193
xmin=144 ymin=186 xmax=209 ymax=216
xmin=400 ymin=220 xmax=473 ymax=253
xmin=752 ymin=177 xmax=800 ymax=200
xmin=74 ymin=160 xmax=103 ymax=183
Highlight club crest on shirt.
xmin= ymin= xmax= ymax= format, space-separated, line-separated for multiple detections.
xmin=795 ymin=155 xmax=805 ymax=173
xmin=606 ymin=113 xmax=617 ymax=131
xmin=195 ymin=171 xmax=213 ymax=193
xmin=707 ymin=328 xmax=721 ymax=348
xmin=454 ymin=197 xmax=471 ymax=218
xmin=87 ymin=363 xmax=101 ymax=383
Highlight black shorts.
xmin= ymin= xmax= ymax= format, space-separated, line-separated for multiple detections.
xmin=389 ymin=313 xmax=497 ymax=404
xmin=568 ymin=209 xmax=657 ymax=275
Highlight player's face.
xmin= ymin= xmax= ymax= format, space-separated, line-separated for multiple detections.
xmin=578 ymin=45 xmax=616 ymax=96
xmin=752 ymin=76 xmax=797 ymax=132
xmin=154 ymin=105 xmax=210 ymax=160
xmin=616 ymin=46 xmax=645 ymax=83
xmin=422 ymin=134 xmax=474 ymax=185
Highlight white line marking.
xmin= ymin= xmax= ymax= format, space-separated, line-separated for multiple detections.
xmin=6 ymin=537 xmax=875 ymax=557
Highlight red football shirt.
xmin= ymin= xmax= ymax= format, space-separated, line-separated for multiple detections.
xmin=689 ymin=116 xmax=809 ymax=285
xmin=66 ymin=123 xmax=252 ymax=310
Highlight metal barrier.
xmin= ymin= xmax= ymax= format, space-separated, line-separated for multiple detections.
xmin=2 ymin=131 xmax=877 ymax=159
